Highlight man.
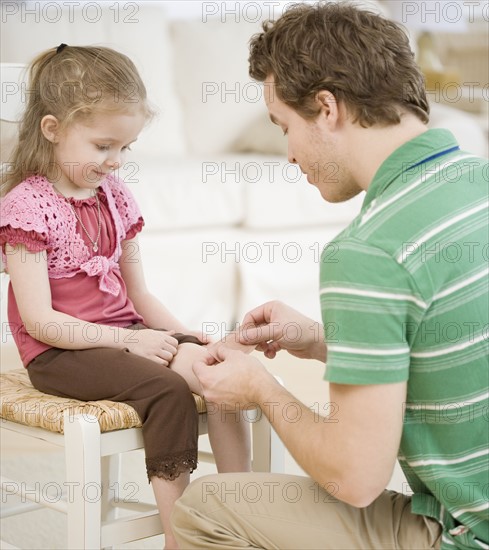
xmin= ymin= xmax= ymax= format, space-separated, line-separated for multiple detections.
xmin=171 ymin=2 xmax=489 ymax=549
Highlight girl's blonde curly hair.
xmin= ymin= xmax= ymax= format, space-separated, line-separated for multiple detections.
xmin=1 ymin=45 xmax=154 ymax=196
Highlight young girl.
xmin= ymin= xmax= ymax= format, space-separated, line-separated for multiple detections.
xmin=0 ymin=44 xmax=251 ymax=549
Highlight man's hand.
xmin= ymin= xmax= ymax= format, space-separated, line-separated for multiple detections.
xmin=238 ymin=301 xmax=327 ymax=362
xmin=192 ymin=346 xmax=275 ymax=407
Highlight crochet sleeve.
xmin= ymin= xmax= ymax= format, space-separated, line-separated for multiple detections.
xmin=0 ymin=184 xmax=50 ymax=258
xmin=107 ymin=175 xmax=145 ymax=238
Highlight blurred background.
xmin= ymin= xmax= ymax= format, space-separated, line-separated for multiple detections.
xmin=0 ymin=1 xmax=487 ymax=548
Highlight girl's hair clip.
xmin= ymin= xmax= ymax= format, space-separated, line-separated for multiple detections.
xmin=56 ymin=43 xmax=68 ymax=54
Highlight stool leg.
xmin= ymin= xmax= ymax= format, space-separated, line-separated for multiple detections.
xmin=101 ymin=454 xmax=121 ymax=524
xmin=248 ymin=408 xmax=285 ymax=473
xmin=249 ymin=376 xmax=286 ymax=473
xmin=64 ymin=413 xmax=102 ymax=550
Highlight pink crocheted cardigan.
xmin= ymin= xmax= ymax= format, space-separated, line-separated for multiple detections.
xmin=1 ymin=174 xmax=142 ymax=295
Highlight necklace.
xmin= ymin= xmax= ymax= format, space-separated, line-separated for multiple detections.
xmin=54 ymin=187 xmax=102 ymax=253
xmin=68 ymin=193 xmax=102 ymax=253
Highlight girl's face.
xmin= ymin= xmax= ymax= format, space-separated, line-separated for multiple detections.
xmin=50 ymin=110 xmax=146 ymax=198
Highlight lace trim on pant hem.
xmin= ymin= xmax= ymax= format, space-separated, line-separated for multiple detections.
xmin=146 ymin=448 xmax=198 ymax=482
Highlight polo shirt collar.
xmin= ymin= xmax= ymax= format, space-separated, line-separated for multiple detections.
xmin=362 ymin=128 xmax=460 ymax=211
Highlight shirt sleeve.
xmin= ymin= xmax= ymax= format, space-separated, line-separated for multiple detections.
xmin=0 ymin=226 xmax=49 ymax=253
xmin=124 ymin=217 xmax=144 ymax=240
xmin=320 ymin=237 xmax=427 ymax=385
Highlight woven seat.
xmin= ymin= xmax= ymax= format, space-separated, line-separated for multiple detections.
xmin=0 ymin=367 xmax=285 ymax=548
xmin=0 ymin=368 xmax=206 ymax=434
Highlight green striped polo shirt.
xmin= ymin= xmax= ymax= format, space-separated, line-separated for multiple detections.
xmin=320 ymin=129 xmax=488 ymax=550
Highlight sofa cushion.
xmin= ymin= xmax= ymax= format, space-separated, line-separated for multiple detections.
xmin=129 ymin=152 xmax=363 ymax=231
xmin=127 ymin=153 xmax=246 ymax=230
xmin=236 ymin=227 xmax=344 ymax=324
xmin=234 ymin=112 xmax=288 ymax=156
xmin=138 ymin=228 xmax=240 ymax=333
xmin=170 ymin=0 xmax=388 ymax=156
xmin=241 ymin=155 xmax=364 ymax=229
xmin=0 ymin=3 xmax=186 ymax=157
xmin=171 ymin=17 xmax=268 ymax=155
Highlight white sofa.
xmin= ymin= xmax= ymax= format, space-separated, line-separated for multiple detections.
xmin=1 ymin=1 xmax=488 ymax=360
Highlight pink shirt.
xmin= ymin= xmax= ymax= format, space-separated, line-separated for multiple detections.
xmin=1 ymin=188 xmax=144 ymax=366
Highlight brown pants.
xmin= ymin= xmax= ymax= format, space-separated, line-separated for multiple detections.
xmin=171 ymin=473 xmax=442 ymax=549
xmin=27 ymin=324 xmax=204 ymax=481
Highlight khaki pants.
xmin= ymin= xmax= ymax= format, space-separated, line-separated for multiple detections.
xmin=171 ymin=473 xmax=442 ymax=549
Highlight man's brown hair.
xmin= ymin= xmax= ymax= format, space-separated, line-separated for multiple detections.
xmin=249 ymin=1 xmax=429 ymax=127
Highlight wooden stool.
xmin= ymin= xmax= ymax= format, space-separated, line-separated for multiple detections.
xmin=0 ymin=368 xmax=284 ymax=549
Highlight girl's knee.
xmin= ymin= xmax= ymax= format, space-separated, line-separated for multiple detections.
xmin=174 ymin=342 xmax=210 ymax=363
xmin=170 ymin=343 xmax=208 ymax=394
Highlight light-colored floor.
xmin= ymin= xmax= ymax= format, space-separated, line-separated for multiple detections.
xmin=0 ymin=345 xmax=408 ymax=549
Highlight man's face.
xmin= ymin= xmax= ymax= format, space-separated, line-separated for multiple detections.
xmin=264 ymin=76 xmax=362 ymax=203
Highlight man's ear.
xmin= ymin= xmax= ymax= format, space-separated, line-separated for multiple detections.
xmin=315 ymin=90 xmax=340 ymax=124
xmin=40 ymin=115 xmax=61 ymax=143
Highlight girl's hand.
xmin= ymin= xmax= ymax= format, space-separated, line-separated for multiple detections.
xmin=125 ymin=329 xmax=179 ymax=367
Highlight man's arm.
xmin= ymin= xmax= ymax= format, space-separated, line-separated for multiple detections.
xmin=193 ymin=348 xmax=406 ymax=508
xmin=264 ymin=376 xmax=407 ymax=507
